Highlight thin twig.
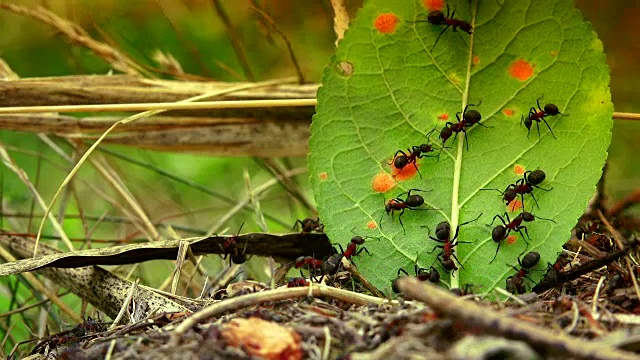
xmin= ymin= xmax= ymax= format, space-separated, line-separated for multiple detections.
xmin=171 ymin=285 xmax=392 ymax=338
xmin=608 ymin=188 xmax=640 ymax=217
xmin=397 ymin=277 xmax=639 ymax=360
xmin=613 ymin=112 xmax=640 ymax=121
xmin=211 ymin=0 xmax=255 ymax=81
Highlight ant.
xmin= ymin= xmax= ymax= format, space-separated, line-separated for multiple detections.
xmin=390 ymin=129 xmax=441 ymax=178
xmin=428 ymin=213 xmax=482 ymax=272
xmin=392 ymin=265 xmax=440 ymax=293
xmin=415 ymin=5 xmax=473 ymax=50
xmin=293 ymin=217 xmax=324 ymax=233
xmin=382 ymin=189 xmax=434 ymax=234
xmin=221 ymin=223 xmax=250 ymax=265
xmin=294 ymin=256 xmax=324 ymax=279
xmin=482 ymin=169 xmax=551 ymax=209
xmin=488 ymin=211 xmax=556 ymax=263
xmin=506 ymin=251 xmax=540 ymax=294
xmin=439 ymin=103 xmax=485 ymax=151
xmin=521 ymin=98 xmax=568 ymax=139
xmin=450 ymin=283 xmax=475 ymax=296
xmin=287 ymin=277 xmax=308 ymax=287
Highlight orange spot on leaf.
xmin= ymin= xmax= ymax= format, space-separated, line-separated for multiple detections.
xmin=374 ymin=13 xmax=398 ymax=34
xmin=372 ymin=172 xmax=396 ymax=193
xmin=367 ymin=220 xmax=377 ymax=229
xmin=513 ymin=164 xmax=526 ymax=175
xmin=472 ymin=55 xmax=480 ymax=65
xmin=507 ymin=235 xmax=517 ymax=245
xmin=318 ymin=172 xmax=328 ymax=181
xmin=502 ymin=108 xmax=514 ymax=116
xmin=390 ymin=158 xmax=419 ymax=181
xmin=423 ymin=0 xmax=445 ymax=11
xmin=507 ymin=199 xmax=523 ymax=212
xmin=550 ymin=50 xmax=558 ymax=56
xmin=438 ymin=113 xmax=449 ymax=121
xmin=508 ymin=59 xmax=534 ymax=81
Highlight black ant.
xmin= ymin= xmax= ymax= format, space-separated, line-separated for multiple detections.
xmin=392 ymin=265 xmax=440 ymax=293
xmin=415 ymin=5 xmax=473 ymax=50
xmin=439 ymin=103 xmax=485 ymax=151
xmin=293 ymin=217 xmax=324 ymax=233
xmin=322 ymin=252 xmax=343 ymax=276
xmin=506 ymin=251 xmax=540 ymax=294
xmin=287 ymin=277 xmax=308 ymax=287
xmin=521 ymin=98 xmax=568 ymax=139
xmin=450 ymin=283 xmax=475 ymax=296
xmin=488 ymin=211 xmax=556 ymax=263
xmin=221 ymin=223 xmax=250 ymax=265
xmin=481 ymin=170 xmax=552 ymax=209
xmin=382 ymin=189 xmax=435 ymax=234
xmin=390 ymin=129 xmax=441 ymax=178
xmin=427 ymin=213 xmax=482 ymax=272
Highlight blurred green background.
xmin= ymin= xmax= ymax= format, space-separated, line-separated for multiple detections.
xmin=0 ymin=0 xmax=637 ymax=355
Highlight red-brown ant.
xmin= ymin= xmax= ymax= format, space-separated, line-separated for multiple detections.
xmin=382 ymin=189 xmax=435 ymax=234
xmin=439 ymin=103 xmax=485 ymax=151
xmin=428 ymin=213 xmax=482 ymax=272
xmin=293 ymin=217 xmax=324 ymax=233
xmin=521 ymin=99 xmax=568 ymax=139
xmin=506 ymin=251 xmax=540 ymax=294
xmin=220 ymin=223 xmax=250 ymax=265
xmin=294 ymin=256 xmax=324 ymax=279
xmin=488 ymin=211 xmax=556 ymax=263
xmin=391 ymin=129 xmax=441 ymax=178
xmin=482 ymin=170 xmax=551 ymax=209
xmin=287 ymin=277 xmax=308 ymax=287
xmin=415 ymin=5 xmax=473 ymax=50
xmin=392 ymin=265 xmax=440 ymax=293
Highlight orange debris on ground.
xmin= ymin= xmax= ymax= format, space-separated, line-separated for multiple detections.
xmin=374 ymin=13 xmax=399 ymax=34
xmin=508 ymin=59 xmax=534 ymax=81
xmin=372 ymin=172 xmax=397 ymax=193
xmin=221 ymin=318 xmax=302 ymax=360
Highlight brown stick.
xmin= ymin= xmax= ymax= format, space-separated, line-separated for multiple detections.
xmin=397 ymin=277 xmax=639 ymax=360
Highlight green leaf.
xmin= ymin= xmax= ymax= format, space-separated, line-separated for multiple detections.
xmin=309 ymin=0 xmax=612 ymax=294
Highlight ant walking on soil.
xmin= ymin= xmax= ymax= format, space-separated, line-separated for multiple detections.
xmin=488 ymin=211 xmax=556 ymax=263
xmin=482 ymin=169 xmax=552 ymax=209
xmin=321 ymin=231 xmax=377 ymax=278
xmin=382 ymin=189 xmax=435 ymax=234
xmin=506 ymin=251 xmax=541 ymax=294
xmin=521 ymin=98 xmax=568 ymax=139
xmin=415 ymin=5 xmax=473 ymax=50
xmin=390 ymin=129 xmax=442 ymax=178
xmin=427 ymin=213 xmax=482 ymax=272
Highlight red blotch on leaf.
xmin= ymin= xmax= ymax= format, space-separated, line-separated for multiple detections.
xmin=513 ymin=164 xmax=526 ymax=175
xmin=507 ymin=199 xmax=523 ymax=212
xmin=423 ymin=0 xmax=445 ymax=11
xmin=507 ymin=235 xmax=517 ymax=245
xmin=502 ymin=108 xmax=514 ymax=116
xmin=318 ymin=172 xmax=328 ymax=181
xmin=367 ymin=220 xmax=377 ymax=229
xmin=372 ymin=172 xmax=396 ymax=193
xmin=374 ymin=13 xmax=399 ymax=34
xmin=390 ymin=159 xmax=418 ymax=181
xmin=472 ymin=55 xmax=480 ymax=65
xmin=508 ymin=59 xmax=534 ymax=81
xmin=438 ymin=113 xmax=449 ymax=121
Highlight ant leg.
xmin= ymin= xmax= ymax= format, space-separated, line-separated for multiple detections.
xmin=528 ymin=192 xmax=540 ymax=209
xmin=398 ymin=208 xmax=406 ymax=235
xmin=354 ymin=247 xmax=371 ymax=256
xmin=412 ymin=163 xmax=423 ymax=179
xmin=536 ymin=97 xmax=544 ymax=112
xmin=431 ymin=25 xmax=450 ymax=51
xmin=532 ymin=184 xmax=554 ymax=192
xmin=541 ymin=119 xmax=557 ymax=139
xmin=535 ymin=214 xmax=557 ymax=224
xmin=457 ymin=212 xmax=483 ymax=229
xmin=292 ymin=220 xmax=303 ymax=231
xmin=526 ymin=126 xmax=532 ymax=139
xmin=535 ymin=121 xmax=542 ymax=138
xmin=462 ymin=129 xmax=469 ymax=151
xmin=489 ymin=241 xmax=501 ymax=264
xmin=428 ymin=244 xmax=444 ymax=254
xmin=451 ymin=253 xmax=466 ymax=270
xmin=488 ymin=213 xmax=507 ymax=227
xmin=397 ymin=268 xmax=410 ymax=277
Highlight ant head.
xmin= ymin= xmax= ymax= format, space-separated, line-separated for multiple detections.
xmin=544 ymin=103 xmax=560 ymax=116
xmin=505 ymin=277 xmax=517 ymax=294
xmin=435 ymin=221 xmax=451 ymax=240
xmin=526 ymin=169 xmax=546 ymax=185
xmin=428 ymin=267 xmax=440 ymax=283
xmin=519 ymin=251 xmax=540 ymax=269
xmin=523 ymin=116 xmax=533 ymax=129
xmin=439 ymin=126 xmax=452 ymax=142
xmin=294 ymin=256 xmax=306 ymax=267
xmin=491 ymin=226 xmax=507 ymax=242
xmin=427 ymin=10 xmax=446 ymax=25
xmin=394 ymin=155 xmax=408 ymax=169
xmin=406 ymin=194 xmax=424 ymax=207
xmin=351 ymin=235 xmax=365 ymax=245
xmin=520 ymin=212 xmax=535 ymax=222
xmin=463 ymin=109 xmax=482 ymax=124
xmin=503 ymin=188 xmax=517 ymax=204
xmin=384 ymin=200 xmax=394 ymax=214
